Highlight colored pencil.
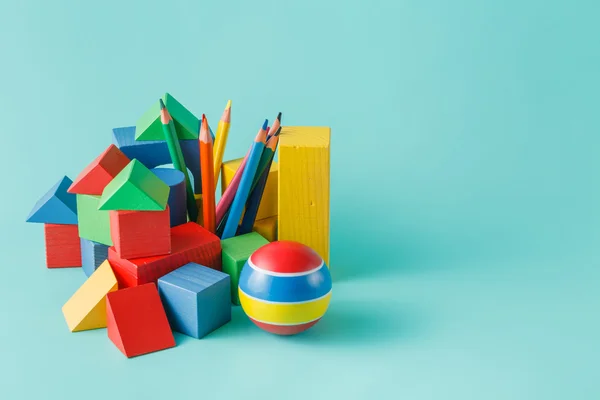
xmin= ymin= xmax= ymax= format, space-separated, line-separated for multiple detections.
xmin=221 ymin=120 xmax=268 ymax=239
xmin=215 ymin=147 xmax=249 ymax=226
xmin=199 ymin=115 xmax=216 ymax=233
xmin=238 ymin=128 xmax=280 ymax=234
xmin=159 ymin=99 xmax=198 ymax=223
xmin=213 ymin=100 xmax=232 ymax=188
xmin=267 ymin=112 xmax=282 ymax=141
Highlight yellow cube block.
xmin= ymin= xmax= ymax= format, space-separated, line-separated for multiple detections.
xmin=221 ymin=158 xmax=278 ymax=221
xmin=252 ymin=216 xmax=278 ymax=242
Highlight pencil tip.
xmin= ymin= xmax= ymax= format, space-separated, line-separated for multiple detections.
xmin=262 ymin=119 xmax=268 ymax=131
xmin=274 ymin=126 xmax=282 ymax=137
xmin=159 ymin=99 xmax=165 ymax=109
xmin=277 ymin=112 xmax=282 ymax=122
xmin=226 ymin=100 xmax=232 ymax=109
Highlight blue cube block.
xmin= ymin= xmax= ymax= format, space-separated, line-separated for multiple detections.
xmin=80 ymin=238 xmax=109 ymax=277
xmin=112 ymin=126 xmax=202 ymax=194
xmin=158 ymin=263 xmax=231 ymax=339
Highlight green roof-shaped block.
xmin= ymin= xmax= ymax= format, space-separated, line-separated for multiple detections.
xmin=99 ymin=159 xmax=170 ymax=211
xmin=135 ymin=93 xmax=199 ymax=141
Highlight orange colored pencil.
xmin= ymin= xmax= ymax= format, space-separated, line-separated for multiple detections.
xmin=199 ymin=114 xmax=216 ymax=233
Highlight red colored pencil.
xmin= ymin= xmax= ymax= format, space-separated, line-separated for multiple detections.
xmin=199 ymin=115 xmax=216 ymax=233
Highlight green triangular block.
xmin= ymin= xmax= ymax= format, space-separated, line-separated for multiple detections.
xmin=98 ymin=159 xmax=170 ymax=211
xmin=135 ymin=93 xmax=199 ymax=141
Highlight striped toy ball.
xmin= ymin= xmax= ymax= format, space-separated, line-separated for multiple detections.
xmin=238 ymin=240 xmax=332 ymax=335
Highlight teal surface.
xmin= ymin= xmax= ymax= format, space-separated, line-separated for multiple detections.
xmin=2 ymin=1 xmax=598 ymax=399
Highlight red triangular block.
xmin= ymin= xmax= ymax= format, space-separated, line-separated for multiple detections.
xmin=68 ymin=145 xmax=131 ymax=195
xmin=106 ymin=283 xmax=175 ymax=358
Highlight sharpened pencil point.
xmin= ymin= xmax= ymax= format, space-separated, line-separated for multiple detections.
xmin=274 ymin=126 xmax=282 ymax=137
xmin=159 ymin=99 xmax=165 ymax=109
xmin=262 ymin=119 xmax=268 ymax=131
xmin=226 ymin=100 xmax=232 ymax=109
xmin=277 ymin=112 xmax=282 ymax=122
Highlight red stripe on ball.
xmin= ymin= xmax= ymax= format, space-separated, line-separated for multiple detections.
xmin=249 ymin=317 xmax=321 ymax=336
xmin=250 ymin=241 xmax=323 ymax=274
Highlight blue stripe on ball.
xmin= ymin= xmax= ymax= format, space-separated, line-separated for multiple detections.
xmin=239 ymin=262 xmax=332 ymax=303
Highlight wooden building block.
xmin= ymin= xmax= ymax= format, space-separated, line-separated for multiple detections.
xmin=108 ymin=222 xmax=221 ymax=288
xmin=76 ymin=194 xmax=112 ymax=246
xmin=252 ymin=216 xmax=277 ymax=242
xmin=278 ymin=127 xmax=330 ymax=265
xmin=135 ymin=93 xmax=199 ymax=141
xmin=68 ymin=144 xmax=130 ymax=195
xmin=195 ymin=194 xmax=203 ymax=226
xmin=26 ymin=176 xmax=78 ymax=225
xmin=106 ymin=283 xmax=175 ymax=358
xmin=99 ymin=159 xmax=169 ymax=211
xmin=152 ymin=168 xmax=187 ymax=227
xmin=44 ymin=224 xmax=82 ymax=269
xmin=110 ymin=208 xmax=171 ymax=259
xmin=221 ymin=232 xmax=269 ymax=305
xmin=221 ymin=158 xmax=278 ymax=220
xmin=62 ymin=260 xmax=118 ymax=332
xmin=112 ymin=126 xmax=201 ymax=194
xmin=158 ymin=263 xmax=231 ymax=339
xmin=80 ymin=238 xmax=109 ymax=278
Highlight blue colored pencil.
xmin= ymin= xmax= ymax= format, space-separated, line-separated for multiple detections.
xmin=221 ymin=120 xmax=268 ymax=239
xmin=238 ymin=126 xmax=281 ymax=234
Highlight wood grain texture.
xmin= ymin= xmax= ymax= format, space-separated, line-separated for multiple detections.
xmin=68 ymin=144 xmax=130 ymax=195
xmin=221 ymin=158 xmax=279 ymax=220
xmin=108 ymin=222 xmax=221 ymax=288
xmin=80 ymin=238 xmax=109 ymax=277
xmin=252 ymin=216 xmax=278 ymax=242
xmin=106 ymin=283 xmax=175 ymax=358
xmin=109 ymin=208 xmax=171 ymax=259
xmin=44 ymin=224 xmax=82 ymax=268
xmin=278 ymin=127 xmax=330 ymax=266
xmin=61 ymin=260 xmax=118 ymax=332
xmin=158 ymin=263 xmax=231 ymax=339
xmin=76 ymin=194 xmax=113 ymax=246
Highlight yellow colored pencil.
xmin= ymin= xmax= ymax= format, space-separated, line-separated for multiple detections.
xmin=213 ymin=100 xmax=231 ymax=188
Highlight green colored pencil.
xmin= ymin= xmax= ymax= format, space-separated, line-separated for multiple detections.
xmin=160 ymin=99 xmax=198 ymax=223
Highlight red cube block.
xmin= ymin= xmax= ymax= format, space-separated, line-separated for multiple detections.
xmin=106 ymin=283 xmax=175 ymax=358
xmin=108 ymin=222 xmax=221 ymax=288
xmin=44 ymin=224 xmax=82 ymax=268
xmin=109 ymin=207 xmax=171 ymax=259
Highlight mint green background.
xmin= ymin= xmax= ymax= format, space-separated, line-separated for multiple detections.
xmin=2 ymin=1 xmax=598 ymax=399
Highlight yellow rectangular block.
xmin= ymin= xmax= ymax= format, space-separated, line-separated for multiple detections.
xmin=61 ymin=260 xmax=118 ymax=332
xmin=221 ymin=158 xmax=278 ymax=221
xmin=278 ymin=126 xmax=330 ymax=266
xmin=253 ymin=216 xmax=278 ymax=242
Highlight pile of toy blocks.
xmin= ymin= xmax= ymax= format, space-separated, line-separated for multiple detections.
xmin=25 ymin=94 xmax=278 ymax=358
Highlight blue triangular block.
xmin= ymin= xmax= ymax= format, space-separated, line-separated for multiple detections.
xmin=26 ymin=176 xmax=78 ymax=224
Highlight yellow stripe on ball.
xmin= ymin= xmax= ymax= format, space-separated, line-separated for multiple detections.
xmin=239 ymin=289 xmax=331 ymax=325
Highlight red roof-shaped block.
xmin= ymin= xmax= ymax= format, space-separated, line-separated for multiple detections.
xmin=68 ymin=145 xmax=130 ymax=195
xmin=106 ymin=283 xmax=175 ymax=358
